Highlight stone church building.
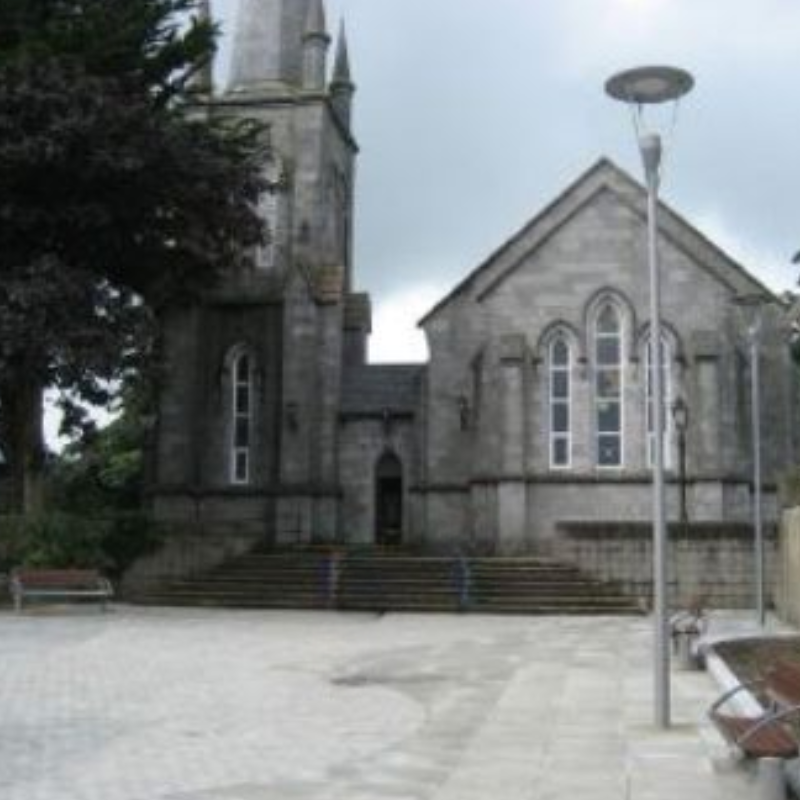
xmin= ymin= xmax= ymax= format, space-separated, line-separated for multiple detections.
xmin=151 ymin=0 xmax=798 ymax=566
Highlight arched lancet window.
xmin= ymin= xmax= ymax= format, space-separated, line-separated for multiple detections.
xmin=230 ymin=350 xmax=253 ymax=484
xmin=256 ymin=160 xmax=282 ymax=269
xmin=548 ymin=336 xmax=572 ymax=468
xmin=645 ymin=333 xmax=674 ymax=469
xmin=594 ymin=303 xmax=623 ymax=467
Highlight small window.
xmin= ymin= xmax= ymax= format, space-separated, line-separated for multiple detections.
xmin=594 ymin=303 xmax=623 ymax=467
xmin=549 ymin=335 xmax=572 ymax=469
xmin=231 ymin=351 xmax=252 ymax=484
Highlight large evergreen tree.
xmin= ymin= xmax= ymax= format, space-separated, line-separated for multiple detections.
xmin=0 ymin=0 xmax=267 ymax=512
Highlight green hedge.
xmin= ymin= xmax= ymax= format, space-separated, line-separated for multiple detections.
xmin=0 ymin=512 xmax=163 ymax=577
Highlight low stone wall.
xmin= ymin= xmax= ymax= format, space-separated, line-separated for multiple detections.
xmin=548 ymin=521 xmax=775 ymax=609
xmin=777 ymin=507 xmax=800 ymax=625
xmin=121 ymin=523 xmax=262 ymax=597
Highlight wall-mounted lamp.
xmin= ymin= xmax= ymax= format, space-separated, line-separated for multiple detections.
xmin=670 ymin=396 xmax=689 ymax=530
xmin=457 ymin=395 xmax=471 ymax=431
xmin=671 ymin=396 xmax=689 ymax=434
xmin=285 ymin=401 xmax=299 ymax=432
xmin=381 ymin=408 xmax=392 ymax=437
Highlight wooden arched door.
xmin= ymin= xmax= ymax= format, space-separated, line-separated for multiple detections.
xmin=375 ymin=452 xmax=403 ymax=546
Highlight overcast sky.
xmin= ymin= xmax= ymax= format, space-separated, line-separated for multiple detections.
xmin=212 ymin=0 xmax=800 ymax=361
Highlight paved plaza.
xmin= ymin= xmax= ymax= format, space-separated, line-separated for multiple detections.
xmin=0 ymin=606 xmax=773 ymax=800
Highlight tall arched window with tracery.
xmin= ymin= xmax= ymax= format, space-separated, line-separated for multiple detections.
xmin=594 ymin=303 xmax=623 ymax=467
xmin=256 ymin=160 xmax=282 ymax=270
xmin=645 ymin=334 xmax=673 ymax=469
xmin=230 ymin=350 xmax=253 ymax=484
xmin=549 ymin=336 xmax=572 ymax=468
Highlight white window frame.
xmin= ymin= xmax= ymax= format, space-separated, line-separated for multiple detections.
xmin=594 ymin=303 xmax=624 ymax=468
xmin=645 ymin=334 xmax=674 ymax=470
xmin=231 ymin=351 xmax=252 ymax=485
xmin=548 ymin=335 xmax=572 ymax=469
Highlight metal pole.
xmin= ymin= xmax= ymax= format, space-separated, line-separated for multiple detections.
xmin=642 ymin=133 xmax=670 ymax=729
xmin=751 ymin=331 xmax=765 ymax=627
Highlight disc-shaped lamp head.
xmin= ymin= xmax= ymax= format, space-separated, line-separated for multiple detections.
xmin=605 ymin=66 xmax=694 ymax=105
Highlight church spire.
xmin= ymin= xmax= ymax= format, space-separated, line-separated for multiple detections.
xmin=330 ymin=22 xmax=355 ymax=126
xmin=302 ymin=0 xmax=330 ymax=91
xmin=332 ymin=22 xmax=352 ymax=86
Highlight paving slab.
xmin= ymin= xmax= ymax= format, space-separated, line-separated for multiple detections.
xmin=0 ymin=605 xmax=768 ymax=799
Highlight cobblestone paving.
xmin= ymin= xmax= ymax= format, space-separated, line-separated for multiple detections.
xmin=0 ymin=606 xmax=755 ymax=799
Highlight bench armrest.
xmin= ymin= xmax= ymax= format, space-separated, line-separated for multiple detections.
xmin=709 ymin=678 xmax=766 ymax=715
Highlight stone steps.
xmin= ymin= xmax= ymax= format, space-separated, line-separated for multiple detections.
xmin=132 ymin=549 xmax=642 ymax=615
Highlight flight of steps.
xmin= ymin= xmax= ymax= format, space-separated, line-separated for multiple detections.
xmin=133 ymin=552 xmax=332 ymax=609
xmin=133 ymin=550 xmax=643 ymax=615
xmin=337 ymin=554 xmax=460 ymax=612
xmin=468 ymin=557 xmax=642 ymax=614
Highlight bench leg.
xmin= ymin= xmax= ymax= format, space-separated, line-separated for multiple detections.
xmin=756 ymin=757 xmax=786 ymax=800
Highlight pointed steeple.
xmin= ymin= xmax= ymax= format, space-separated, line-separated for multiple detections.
xmin=302 ymin=0 xmax=330 ymax=91
xmin=188 ymin=0 xmax=214 ymax=97
xmin=332 ymin=22 xmax=352 ymax=86
xmin=330 ymin=22 xmax=355 ymax=126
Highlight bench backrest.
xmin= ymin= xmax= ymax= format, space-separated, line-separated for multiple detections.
xmin=766 ymin=660 xmax=800 ymax=708
xmin=12 ymin=569 xmax=102 ymax=588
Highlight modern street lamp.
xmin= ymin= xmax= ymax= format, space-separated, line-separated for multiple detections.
xmin=671 ymin=396 xmax=689 ymax=532
xmin=732 ymin=293 xmax=773 ymax=628
xmin=605 ymin=65 xmax=694 ymax=729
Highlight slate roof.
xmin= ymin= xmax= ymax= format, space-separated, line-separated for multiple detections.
xmin=341 ymin=364 xmax=423 ymax=415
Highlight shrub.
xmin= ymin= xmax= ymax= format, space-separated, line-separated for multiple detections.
xmin=0 ymin=512 xmax=162 ymax=577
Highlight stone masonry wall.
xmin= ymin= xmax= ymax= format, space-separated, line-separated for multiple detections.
xmin=123 ymin=502 xmax=266 ymax=596
xmin=547 ymin=522 xmax=777 ymax=609
xmin=338 ymin=416 xmax=419 ymax=546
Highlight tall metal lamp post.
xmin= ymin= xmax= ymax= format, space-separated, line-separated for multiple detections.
xmin=732 ymin=293 xmax=772 ymax=628
xmin=605 ymin=66 xmax=694 ymax=729
xmin=671 ymin=396 xmax=689 ymax=533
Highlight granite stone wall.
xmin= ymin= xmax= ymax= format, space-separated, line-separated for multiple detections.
xmin=419 ymin=164 xmax=795 ymax=555
xmin=337 ymin=416 xmax=419 ymax=546
xmin=547 ymin=521 xmax=777 ymax=609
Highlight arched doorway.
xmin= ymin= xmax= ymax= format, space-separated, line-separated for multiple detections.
xmin=375 ymin=452 xmax=403 ymax=546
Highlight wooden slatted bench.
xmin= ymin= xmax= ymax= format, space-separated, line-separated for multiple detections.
xmin=764 ymin=660 xmax=800 ymax=710
xmin=709 ymin=709 xmax=799 ymax=759
xmin=708 ymin=657 xmax=800 ymax=798
xmin=10 ymin=568 xmax=114 ymax=612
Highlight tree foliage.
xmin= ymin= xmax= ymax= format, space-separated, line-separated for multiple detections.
xmin=50 ymin=384 xmax=150 ymax=512
xmin=0 ymin=0 xmax=267 ymax=511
